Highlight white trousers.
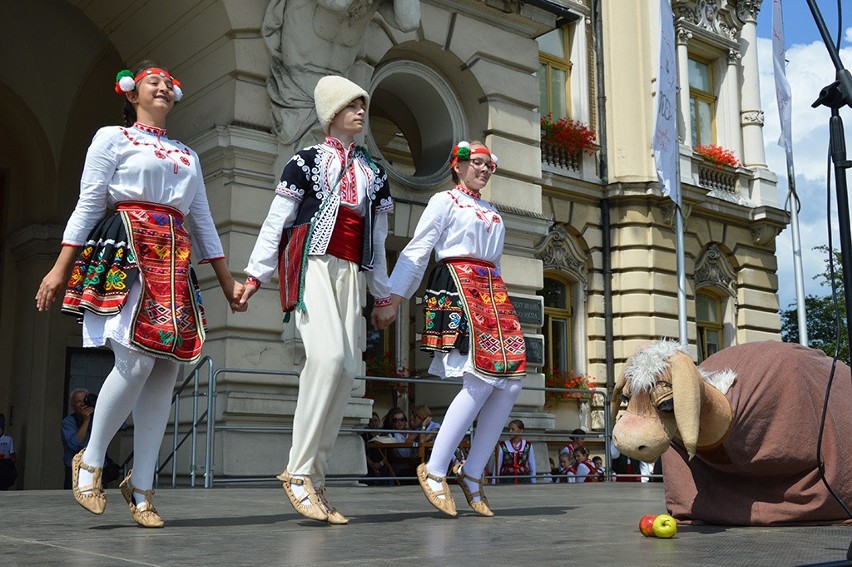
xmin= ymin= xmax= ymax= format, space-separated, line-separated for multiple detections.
xmin=287 ymin=256 xmax=362 ymax=487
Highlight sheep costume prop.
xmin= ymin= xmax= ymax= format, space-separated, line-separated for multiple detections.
xmin=611 ymin=340 xmax=852 ymax=525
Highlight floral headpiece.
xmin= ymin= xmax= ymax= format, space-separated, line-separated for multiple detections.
xmin=451 ymin=141 xmax=498 ymax=172
xmin=115 ymin=68 xmax=184 ymax=102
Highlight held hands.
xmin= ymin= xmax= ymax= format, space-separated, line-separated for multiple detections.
xmin=227 ymin=279 xmax=248 ymax=313
xmin=371 ymin=304 xmax=397 ymax=330
xmin=237 ymin=278 xmax=260 ymax=310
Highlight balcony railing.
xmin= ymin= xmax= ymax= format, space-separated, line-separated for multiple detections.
xmin=541 ymin=138 xmax=581 ymax=172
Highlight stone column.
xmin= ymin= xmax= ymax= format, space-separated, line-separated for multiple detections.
xmin=738 ymin=1 xmax=767 ymax=168
xmin=676 ymin=25 xmax=692 ymax=146
xmin=725 ymin=48 xmax=743 ymax=160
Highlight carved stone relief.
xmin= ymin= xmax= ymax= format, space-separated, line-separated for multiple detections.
xmin=535 ymin=225 xmax=589 ymax=295
xmin=694 ymin=243 xmax=737 ymax=298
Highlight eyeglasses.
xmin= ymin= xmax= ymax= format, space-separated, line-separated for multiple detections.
xmin=391 ymin=417 xmax=407 ymax=423
xmin=469 ymin=158 xmax=495 ymax=173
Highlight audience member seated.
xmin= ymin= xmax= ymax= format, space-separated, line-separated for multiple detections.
xmin=383 ymin=407 xmax=418 ymax=481
xmin=592 ymin=455 xmax=606 ymax=481
xmin=559 ymin=428 xmax=587 ymax=457
xmin=552 ymin=452 xmax=574 ymax=483
xmin=363 ymin=412 xmax=390 ymax=486
xmin=494 ymin=419 xmax=536 ymax=484
xmin=573 ymin=446 xmax=601 ymax=483
xmin=0 ymin=413 xmax=17 ymax=490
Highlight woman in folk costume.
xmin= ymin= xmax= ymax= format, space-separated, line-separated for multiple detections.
xmin=239 ymin=75 xmax=396 ymax=524
xmin=389 ymin=141 xmax=527 ymax=517
xmin=35 ymin=62 xmax=245 ymax=527
xmin=495 ymin=419 xmax=536 ymax=484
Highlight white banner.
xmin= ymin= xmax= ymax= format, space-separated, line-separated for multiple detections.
xmin=653 ymin=0 xmax=678 ymax=202
xmin=773 ymin=0 xmax=793 ymax=163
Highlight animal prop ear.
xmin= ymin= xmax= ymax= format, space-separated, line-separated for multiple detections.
xmin=670 ymin=351 xmax=704 ymax=460
xmin=611 ymin=370 xmax=627 ymax=423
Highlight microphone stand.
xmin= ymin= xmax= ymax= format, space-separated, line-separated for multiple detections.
xmin=803 ymin=1 xmax=852 ymax=565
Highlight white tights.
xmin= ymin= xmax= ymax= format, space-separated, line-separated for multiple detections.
xmin=425 ymin=374 xmax=522 ymax=498
xmin=78 ymin=341 xmax=180 ymax=506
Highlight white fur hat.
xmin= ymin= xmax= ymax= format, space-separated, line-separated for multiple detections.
xmin=314 ymin=75 xmax=370 ymax=134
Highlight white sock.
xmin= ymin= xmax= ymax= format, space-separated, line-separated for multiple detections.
xmin=290 ymin=474 xmax=310 ymax=506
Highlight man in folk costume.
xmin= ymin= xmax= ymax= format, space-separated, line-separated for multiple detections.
xmin=240 ymin=75 xmax=396 ymax=524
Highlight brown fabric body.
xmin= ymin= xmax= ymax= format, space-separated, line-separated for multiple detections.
xmin=661 ymin=341 xmax=852 ymax=525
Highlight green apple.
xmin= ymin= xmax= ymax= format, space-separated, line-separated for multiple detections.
xmin=652 ymin=514 xmax=677 ymax=538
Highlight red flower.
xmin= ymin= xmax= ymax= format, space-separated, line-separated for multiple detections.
xmin=543 ymin=368 xmax=597 ymax=402
xmin=694 ymin=144 xmax=741 ymax=168
xmin=540 ymin=114 xmax=598 ymax=157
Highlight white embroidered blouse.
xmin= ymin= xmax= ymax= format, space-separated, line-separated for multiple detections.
xmin=61 ymin=123 xmax=225 ymax=262
xmin=389 ymin=186 xmax=505 ymax=300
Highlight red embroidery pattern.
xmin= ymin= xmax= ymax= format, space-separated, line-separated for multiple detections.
xmin=448 ymin=187 xmax=502 ymax=230
xmin=123 ymin=122 xmax=192 ymax=174
xmin=326 ymin=138 xmax=358 ymax=204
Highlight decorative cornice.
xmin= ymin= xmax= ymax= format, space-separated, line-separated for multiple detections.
xmin=534 ymin=224 xmax=588 ymax=286
xmin=741 ymin=109 xmax=765 ymax=126
xmin=675 ymin=0 xmax=740 ymax=42
xmin=694 ymin=243 xmax=737 ymax=297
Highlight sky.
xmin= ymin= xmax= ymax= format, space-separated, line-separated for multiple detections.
xmin=754 ymin=1 xmax=852 ymax=312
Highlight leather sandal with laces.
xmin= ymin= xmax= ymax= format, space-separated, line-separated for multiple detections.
xmin=119 ymin=471 xmax=164 ymax=528
xmin=417 ymin=463 xmax=457 ymax=517
xmin=71 ymin=450 xmax=106 ymax=515
xmin=317 ymin=487 xmax=349 ymax=525
xmin=453 ymin=462 xmax=494 ymax=517
xmin=277 ymin=470 xmax=328 ymax=522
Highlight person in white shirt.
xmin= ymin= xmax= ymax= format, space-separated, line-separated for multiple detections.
xmin=239 ymin=75 xmax=396 ymax=524
xmin=388 ymin=141 xmax=527 ymax=518
xmin=36 ymin=61 xmax=245 ymax=527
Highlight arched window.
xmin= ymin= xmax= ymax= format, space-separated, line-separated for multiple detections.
xmin=696 ymin=291 xmax=722 ymax=362
xmin=539 ymin=276 xmax=573 ymax=371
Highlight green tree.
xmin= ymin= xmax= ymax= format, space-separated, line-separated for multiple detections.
xmin=780 ymin=246 xmax=848 ymax=361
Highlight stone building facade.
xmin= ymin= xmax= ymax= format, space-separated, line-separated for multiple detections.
xmin=0 ymin=0 xmax=784 ymax=488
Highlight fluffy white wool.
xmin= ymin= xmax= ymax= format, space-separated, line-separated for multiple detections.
xmin=314 ymin=75 xmax=369 ymax=134
xmin=623 ymin=340 xmax=737 ymax=394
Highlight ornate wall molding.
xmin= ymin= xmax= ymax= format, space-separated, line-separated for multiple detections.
xmin=726 ymin=47 xmax=742 ymax=65
xmin=694 ymin=243 xmax=737 ymax=297
xmin=736 ymin=0 xmax=761 ymax=24
xmin=676 ymin=25 xmax=693 ymax=46
xmin=675 ymin=0 xmax=739 ymax=42
xmin=660 ymin=201 xmax=692 ymax=227
xmin=741 ymin=109 xmax=765 ymax=126
xmin=535 ymin=224 xmax=589 ymax=289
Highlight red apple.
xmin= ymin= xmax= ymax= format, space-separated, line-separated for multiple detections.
xmin=638 ymin=515 xmax=657 ymax=537
xmin=652 ymin=514 xmax=677 ymax=538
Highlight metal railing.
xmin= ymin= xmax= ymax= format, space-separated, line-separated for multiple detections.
xmin=182 ymin=370 xmax=617 ymax=488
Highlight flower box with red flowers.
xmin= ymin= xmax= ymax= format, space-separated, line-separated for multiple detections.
xmin=543 ymin=368 xmax=597 ymax=403
xmin=540 ymin=115 xmax=599 ymax=157
xmin=693 ymin=144 xmax=741 ymax=169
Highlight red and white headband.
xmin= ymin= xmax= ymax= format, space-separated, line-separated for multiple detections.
xmin=450 ymin=141 xmax=498 ymax=172
xmin=115 ymin=68 xmax=184 ymax=102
